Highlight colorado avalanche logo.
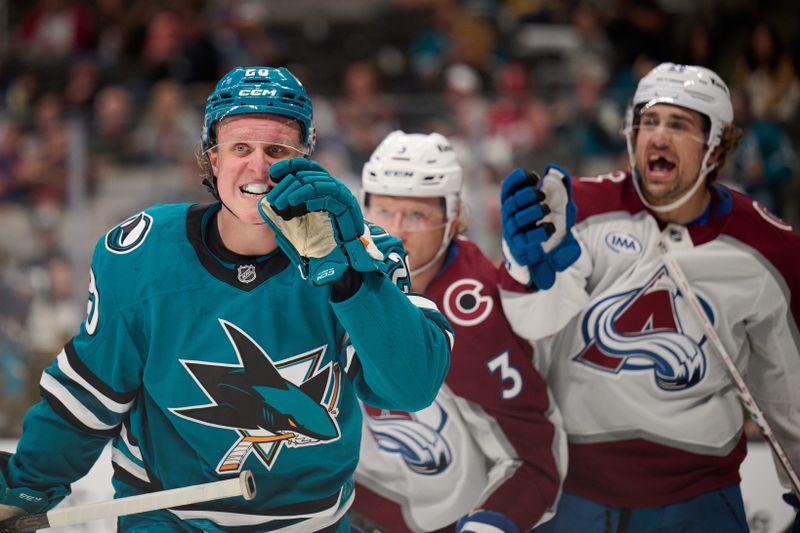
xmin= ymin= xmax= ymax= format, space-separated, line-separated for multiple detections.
xmin=363 ymin=401 xmax=453 ymax=475
xmin=443 ymin=279 xmax=493 ymax=327
xmin=170 ymin=320 xmax=341 ymax=473
xmin=105 ymin=212 xmax=153 ymax=254
xmin=574 ymin=267 xmax=711 ymax=391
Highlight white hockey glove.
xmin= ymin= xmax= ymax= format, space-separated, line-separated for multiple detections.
xmin=258 ymin=158 xmax=384 ymax=287
xmin=500 ymin=164 xmax=580 ymax=290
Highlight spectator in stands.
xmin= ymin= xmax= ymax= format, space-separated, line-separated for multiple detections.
xmin=90 ymin=84 xmax=141 ymax=172
xmin=733 ymin=21 xmax=800 ymax=124
xmin=14 ymin=93 xmax=71 ymax=206
xmin=15 ymin=0 xmax=93 ymax=67
xmin=133 ymin=80 xmax=200 ymax=167
xmin=728 ymin=88 xmax=798 ymax=218
xmin=488 ymin=62 xmax=553 ymax=155
xmin=0 ymin=122 xmax=27 ymax=203
xmin=23 ymin=254 xmax=81 ymax=360
xmin=556 ymin=61 xmax=625 ymax=176
xmin=335 ymin=61 xmax=397 ymax=172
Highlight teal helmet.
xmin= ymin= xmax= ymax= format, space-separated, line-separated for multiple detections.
xmin=202 ymin=66 xmax=315 ymax=153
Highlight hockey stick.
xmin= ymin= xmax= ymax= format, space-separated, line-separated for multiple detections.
xmin=657 ymin=234 xmax=800 ymax=498
xmin=0 ymin=470 xmax=256 ymax=533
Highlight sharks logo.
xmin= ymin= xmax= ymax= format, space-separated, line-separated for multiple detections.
xmin=170 ymin=320 xmax=341 ymax=473
xmin=105 ymin=211 xmax=153 ymax=254
xmin=363 ymin=401 xmax=452 ymax=475
xmin=573 ymin=267 xmax=711 ymax=391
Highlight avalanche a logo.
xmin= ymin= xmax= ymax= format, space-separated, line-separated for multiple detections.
xmin=573 ymin=267 xmax=711 ymax=391
xmin=363 ymin=402 xmax=453 ymax=475
xmin=170 ymin=320 xmax=341 ymax=473
xmin=105 ymin=211 xmax=153 ymax=254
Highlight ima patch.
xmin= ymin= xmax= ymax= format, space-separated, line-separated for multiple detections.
xmin=105 ymin=212 xmax=153 ymax=254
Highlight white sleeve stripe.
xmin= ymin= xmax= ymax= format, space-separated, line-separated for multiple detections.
xmin=407 ymin=294 xmax=438 ymax=311
xmin=120 ymin=424 xmax=143 ymax=461
xmin=445 ymin=329 xmax=455 ymax=349
xmin=458 ymin=521 xmax=506 ymax=533
xmin=56 ymin=350 xmax=134 ymax=414
xmin=111 ymin=447 xmax=150 ymax=482
xmin=40 ymin=373 xmax=118 ymax=431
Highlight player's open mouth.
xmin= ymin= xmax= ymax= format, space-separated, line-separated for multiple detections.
xmin=240 ymin=183 xmax=271 ymax=196
xmin=647 ymin=155 xmax=676 ymax=180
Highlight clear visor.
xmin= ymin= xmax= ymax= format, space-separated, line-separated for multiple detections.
xmin=204 ymin=140 xmax=310 ymax=160
xmin=365 ymin=205 xmax=448 ymax=232
xmin=631 ymin=104 xmax=707 ymax=145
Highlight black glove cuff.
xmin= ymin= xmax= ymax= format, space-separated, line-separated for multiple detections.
xmin=331 ymin=270 xmax=363 ymax=302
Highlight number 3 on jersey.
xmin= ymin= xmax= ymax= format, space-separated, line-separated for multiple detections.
xmin=487 ymin=351 xmax=522 ymax=399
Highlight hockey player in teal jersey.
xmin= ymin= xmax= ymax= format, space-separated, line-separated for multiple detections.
xmin=0 ymin=66 xmax=453 ymax=532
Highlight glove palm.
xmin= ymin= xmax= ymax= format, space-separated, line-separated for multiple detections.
xmin=259 ymin=158 xmax=383 ymax=286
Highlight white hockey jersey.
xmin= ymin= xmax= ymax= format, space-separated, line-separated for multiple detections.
xmin=500 ymin=171 xmax=800 ymax=507
xmin=355 ymin=238 xmax=566 ymax=531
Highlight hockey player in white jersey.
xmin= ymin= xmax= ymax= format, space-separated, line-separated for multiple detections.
xmin=352 ymin=131 xmax=566 ymax=532
xmin=499 ymin=63 xmax=800 ymax=531
xmin=0 ymin=66 xmax=453 ymax=532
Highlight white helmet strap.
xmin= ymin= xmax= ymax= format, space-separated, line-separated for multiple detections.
xmin=410 ymin=219 xmax=455 ymax=276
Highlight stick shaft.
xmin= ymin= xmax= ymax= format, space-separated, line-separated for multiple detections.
xmin=1 ymin=470 xmax=256 ymax=532
xmin=658 ymin=238 xmax=800 ymax=497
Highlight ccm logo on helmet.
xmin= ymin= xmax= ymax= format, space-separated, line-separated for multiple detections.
xmin=239 ymin=88 xmax=277 ymax=97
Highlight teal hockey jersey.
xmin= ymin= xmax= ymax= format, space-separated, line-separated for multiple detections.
xmin=8 ymin=203 xmax=452 ymax=531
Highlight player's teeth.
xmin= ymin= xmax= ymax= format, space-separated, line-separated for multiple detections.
xmin=242 ymin=184 xmax=268 ymax=194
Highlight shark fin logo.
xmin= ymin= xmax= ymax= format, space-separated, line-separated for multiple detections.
xmin=170 ymin=320 xmax=341 ymax=473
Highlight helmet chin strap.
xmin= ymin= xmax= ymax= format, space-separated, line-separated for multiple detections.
xmin=410 ymin=219 xmax=455 ymax=277
xmin=627 ymin=134 xmax=717 ymax=214
xmin=632 ymin=162 xmax=713 ymax=213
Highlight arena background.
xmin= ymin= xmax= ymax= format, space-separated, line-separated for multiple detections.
xmin=0 ymin=0 xmax=798 ymax=531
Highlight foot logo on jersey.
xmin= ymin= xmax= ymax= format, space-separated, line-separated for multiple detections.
xmin=573 ymin=267 xmax=710 ymax=391
xmin=170 ymin=319 xmax=341 ymax=473
xmin=363 ymin=401 xmax=452 ymax=475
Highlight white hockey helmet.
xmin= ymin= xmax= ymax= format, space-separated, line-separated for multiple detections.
xmin=624 ymin=63 xmax=734 ymax=211
xmin=361 ymin=130 xmax=463 ymax=221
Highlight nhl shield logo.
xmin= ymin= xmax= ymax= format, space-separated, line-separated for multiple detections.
xmin=237 ymin=264 xmax=256 ymax=284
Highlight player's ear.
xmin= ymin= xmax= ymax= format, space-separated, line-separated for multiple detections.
xmin=207 ymin=148 xmax=220 ymax=176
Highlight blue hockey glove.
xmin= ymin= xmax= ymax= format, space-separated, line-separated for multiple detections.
xmin=784 ymin=492 xmax=800 ymax=533
xmin=0 ymin=452 xmax=56 ymax=522
xmin=456 ymin=510 xmax=519 ymax=533
xmin=259 ymin=158 xmax=383 ymax=286
xmin=500 ymin=164 xmax=580 ymax=290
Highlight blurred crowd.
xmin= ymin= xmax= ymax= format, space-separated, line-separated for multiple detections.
xmin=0 ymin=0 xmax=799 ymax=436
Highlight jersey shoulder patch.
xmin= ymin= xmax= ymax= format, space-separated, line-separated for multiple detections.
xmin=105 ymin=211 xmax=154 ymax=254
